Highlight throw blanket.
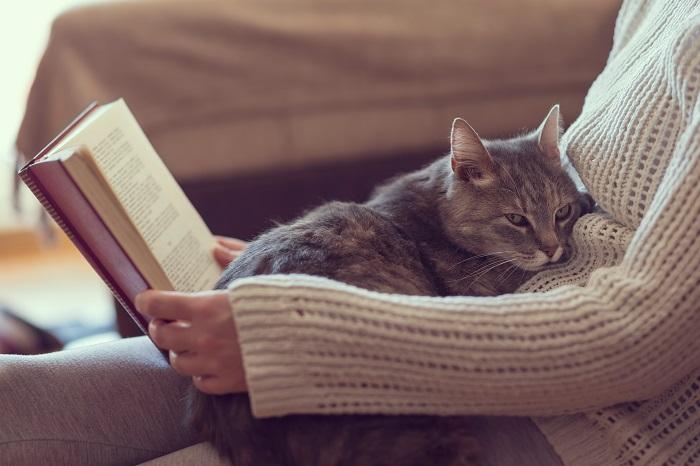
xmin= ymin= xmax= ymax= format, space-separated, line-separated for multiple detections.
xmin=15 ymin=0 xmax=614 ymax=181
xmin=226 ymin=0 xmax=700 ymax=464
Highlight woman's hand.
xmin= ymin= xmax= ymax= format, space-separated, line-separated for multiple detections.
xmin=135 ymin=289 xmax=247 ymax=395
xmin=134 ymin=235 xmax=249 ymax=394
xmin=213 ymin=236 xmax=248 ymax=268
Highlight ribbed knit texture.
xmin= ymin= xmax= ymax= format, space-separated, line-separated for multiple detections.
xmin=227 ymin=0 xmax=700 ymax=464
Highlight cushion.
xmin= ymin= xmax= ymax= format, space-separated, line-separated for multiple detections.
xmin=16 ymin=0 xmax=619 ymax=181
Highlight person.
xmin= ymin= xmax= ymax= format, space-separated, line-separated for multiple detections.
xmin=2 ymin=0 xmax=699 ymax=465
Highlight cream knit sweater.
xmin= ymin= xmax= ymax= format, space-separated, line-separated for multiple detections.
xmin=227 ymin=0 xmax=700 ymax=464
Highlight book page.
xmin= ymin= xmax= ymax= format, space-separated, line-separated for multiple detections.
xmin=54 ymin=100 xmax=222 ymax=292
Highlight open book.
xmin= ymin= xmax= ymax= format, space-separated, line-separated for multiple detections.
xmin=19 ymin=99 xmax=222 ymax=333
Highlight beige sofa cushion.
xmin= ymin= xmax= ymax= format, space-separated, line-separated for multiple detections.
xmin=17 ymin=0 xmax=618 ymax=181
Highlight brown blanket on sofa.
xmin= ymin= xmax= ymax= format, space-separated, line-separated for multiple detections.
xmin=15 ymin=0 xmax=618 ymax=182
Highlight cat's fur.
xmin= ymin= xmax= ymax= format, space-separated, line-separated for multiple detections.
xmin=187 ymin=106 xmax=594 ymax=466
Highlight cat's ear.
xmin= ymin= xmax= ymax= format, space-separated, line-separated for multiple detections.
xmin=536 ymin=104 xmax=564 ymax=163
xmin=450 ymin=118 xmax=495 ymax=185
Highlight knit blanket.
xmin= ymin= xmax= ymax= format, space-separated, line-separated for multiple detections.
xmin=226 ymin=0 xmax=700 ymax=464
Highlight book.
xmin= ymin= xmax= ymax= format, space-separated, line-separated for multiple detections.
xmin=19 ymin=99 xmax=222 ymax=334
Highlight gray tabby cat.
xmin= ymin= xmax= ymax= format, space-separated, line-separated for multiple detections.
xmin=187 ymin=105 xmax=594 ymax=466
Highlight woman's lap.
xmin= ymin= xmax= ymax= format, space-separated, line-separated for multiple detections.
xmin=0 ymin=336 xmax=562 ymax=466
xmin=0 ymin=336 xmax=200 ymax=465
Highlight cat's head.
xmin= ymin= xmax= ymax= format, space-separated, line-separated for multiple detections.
xmin=441 ymin=105 xmax=593 ymax=271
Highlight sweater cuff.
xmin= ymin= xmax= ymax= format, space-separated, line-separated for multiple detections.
xmin=227 ymin=276 xmax=337 ymax=418
xmin=226 ymin=274 xmax=492 ymax=419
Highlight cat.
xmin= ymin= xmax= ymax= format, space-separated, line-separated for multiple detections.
xmin=187 ymin=105 xmax=594 ymax=466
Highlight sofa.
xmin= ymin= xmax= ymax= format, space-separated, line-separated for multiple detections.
xmin=17 ymin=0 xmax=620 ymax=242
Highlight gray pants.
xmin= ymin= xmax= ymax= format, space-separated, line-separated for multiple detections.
xmin=0 ymin=337 xmax=563 ymax=466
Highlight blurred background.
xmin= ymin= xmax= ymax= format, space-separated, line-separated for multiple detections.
xmin=0 ymin=0 xmax=620 ymax=354
xmin=0 ymin=0 xmax=115 ymax=354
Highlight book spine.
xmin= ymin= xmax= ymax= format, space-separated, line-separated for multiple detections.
xmin=19 ymin=168 xmax=150 ymax=336
xmin=19 ymin=169 xmax=73 ymax=243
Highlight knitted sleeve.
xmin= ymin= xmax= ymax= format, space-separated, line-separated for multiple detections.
xmin=227 ymin=99 xmax=700 ymax=418
xmin=226 ymin=46 xmax=700 ymax=419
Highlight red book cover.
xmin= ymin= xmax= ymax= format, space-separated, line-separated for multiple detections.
xmin=18 ymin=103 xmax=151 ymax=335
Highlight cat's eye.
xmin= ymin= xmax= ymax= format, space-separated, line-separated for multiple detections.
xmin=505 ymin=213 xmax=529 ymax=227
xmin=556 ymin=204 xmax=572 ymax=220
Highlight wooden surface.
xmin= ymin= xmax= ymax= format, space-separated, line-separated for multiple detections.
xmin=0 ymin=228 xmax=114 ymax=331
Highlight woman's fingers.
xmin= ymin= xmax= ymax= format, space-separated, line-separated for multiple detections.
xmin=213 ymin=245 xmax=236 ymax=268
xmin=214 ymin=236 xmax=248 ymax=251
xmin=193 ymin=374 xmax=243 ymax=395
xmin=213 ymin=237 xmax=248 ymax=267
xmin=170 ymin=350 xmax=215 ymax=376
xmin=137 ymin=289 xmax=246 ymax=394
xmin=149 ymin=319 xmax=195 ymax=352
xmin=135 ymin=290 xmax=196 ymax=321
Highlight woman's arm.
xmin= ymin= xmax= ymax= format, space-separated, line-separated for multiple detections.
xmin=227 ymin=99 xmax=700 ymax=419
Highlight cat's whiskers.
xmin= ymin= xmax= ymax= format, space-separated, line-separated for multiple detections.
xmin=465 ymin=258 xmax=518 ymax=289
xmin=449 ymin=257 xmax=514 ymax=284
xmin=447 ymin=251 xmax=516 ymax=270
xmin=461 ymin=257 xmax=512 ymax=279
xmin=519 ymin=268 xmax=529 ymax=284
xmin=496 ymin=263 xmax=517 ymax=282
xmin=501 ymin=264 xmax=521 ymax=283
